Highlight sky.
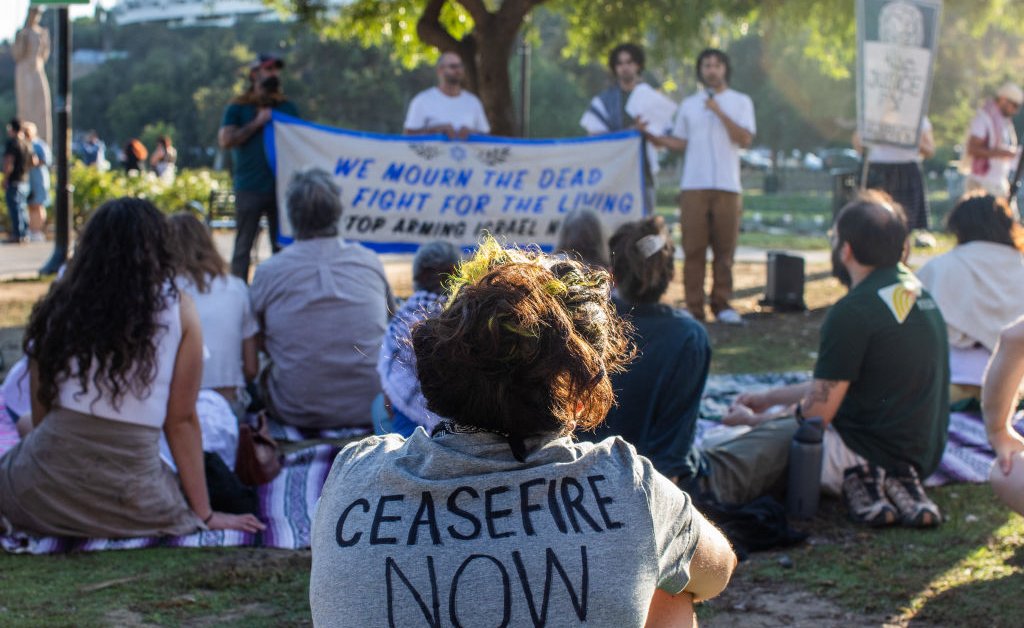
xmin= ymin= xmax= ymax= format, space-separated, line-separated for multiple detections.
xmin=2 ymin=1 xmax=115 ymax=44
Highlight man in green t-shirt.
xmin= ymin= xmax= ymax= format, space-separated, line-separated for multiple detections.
xmin=218 ymin=53 xmax=300 ymax=281
xmin=705 ymin=191 xmax=949 ymax=528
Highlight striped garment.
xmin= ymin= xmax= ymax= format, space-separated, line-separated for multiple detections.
xmin=2 ymin=373 xmax=1021 ymax=554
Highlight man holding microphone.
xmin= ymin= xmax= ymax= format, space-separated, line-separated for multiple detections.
xmin=647 ymin=48 xmax=755 ymax=324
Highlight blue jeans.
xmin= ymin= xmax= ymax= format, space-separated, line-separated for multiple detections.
xmin=5 ymin=181 xmax=29 ymax=241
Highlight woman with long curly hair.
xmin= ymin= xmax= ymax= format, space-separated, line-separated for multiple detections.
xmin=0 ymin=198 xmax=263 ymax=537
xmin=310 ymin=238 xmax=735 ymax=626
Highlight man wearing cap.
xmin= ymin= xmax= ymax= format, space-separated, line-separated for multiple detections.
xmin=219 ymin=53 xmax=300 ymax=280
xmin=403 ymin=52 xmax=489 ymax=139
xmin=965 ymin=82 xmax=1022 ymax=198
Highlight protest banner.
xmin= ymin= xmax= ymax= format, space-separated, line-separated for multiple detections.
xmin=266 ymin=112 xmax=646 ymax=252
xmin=856 ymin=0 xmax=942 ymax=148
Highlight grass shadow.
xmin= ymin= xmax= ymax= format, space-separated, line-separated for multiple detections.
xmin=735 ymin=484 xmax=1023 ymax=625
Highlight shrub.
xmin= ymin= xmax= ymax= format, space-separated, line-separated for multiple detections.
xmin=69 ymin=162 xmax=231 ymax=226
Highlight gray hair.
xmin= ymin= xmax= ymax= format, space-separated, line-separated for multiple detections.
xmin=286 ymin=168 xmax=343 ymax=240
xmin=413 ymin=240 xmax=461 ymax=293
xmin=554 ymin=208 xmax=610 ymax=268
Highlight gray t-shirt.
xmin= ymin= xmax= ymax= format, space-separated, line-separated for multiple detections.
xmin=250 ymin=238 xmax=388 ymax=429
xmin=310 ymin=429 xmax=700 ymax=626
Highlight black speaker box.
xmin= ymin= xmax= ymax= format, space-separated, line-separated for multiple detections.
xmin=760 ymin=251 xmax=806 ymax=312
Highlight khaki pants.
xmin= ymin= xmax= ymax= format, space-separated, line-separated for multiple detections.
xmin=680 ymin=189 xmax=742 ymax=318
xmin=702 ymin=417 xmax=867 ymax=505
xmin=703 ymin=418 xmax=798 ymax=505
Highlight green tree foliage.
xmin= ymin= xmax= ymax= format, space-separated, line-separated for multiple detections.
xmin=281 ymin=0 xmax=1024 ymax=144
xmin=63 ymin=18 xmax=435 ymax=167
xmin=747 ymin=0 xmax=1024 ymax=153
xmin=509 ymin=11 xmax=607 ymax=138
xmin=68 ymin=162 xmax=230 ymax=224
xmin=280 ymin=0 xmax=771 ymax=135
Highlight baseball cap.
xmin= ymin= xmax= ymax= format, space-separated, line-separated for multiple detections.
xmin=250 ymin=53 xmax=284 ymax=71
xmin=997 ymin=82 xmax=1023 ymax=105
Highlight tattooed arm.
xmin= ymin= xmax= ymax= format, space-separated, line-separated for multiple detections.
xmin=798 ymin=378 xmax=849 ymax=427
xmin=730 ymin=379 xmax=849 ymax=427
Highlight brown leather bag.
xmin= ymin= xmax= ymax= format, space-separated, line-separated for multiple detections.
xmin=235 ymin=411 xmax=283 ymax=486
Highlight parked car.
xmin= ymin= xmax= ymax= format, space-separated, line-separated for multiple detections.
xmin=741 ymin=147 xmax=773 ymax=171
xmin=802 ymin=152 xmax=824 ymax=171
xmin=818 ymin=148 xmax=862 ymax=171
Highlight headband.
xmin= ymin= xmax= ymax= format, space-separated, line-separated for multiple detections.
xmin=635 ymin=234 xmax=666 ymax=259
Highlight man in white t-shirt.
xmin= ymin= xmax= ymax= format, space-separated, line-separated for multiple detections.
xmin=403 ymin=52 xmax=490 ymax=140
xmin=648 ymin=49 xmax=755 ymax=323
xmin=965 ymin=82 xmax=1022 ymax=198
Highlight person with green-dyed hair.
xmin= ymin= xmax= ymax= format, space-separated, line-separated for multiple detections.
xmin=310 ymin=237 xmax=737 ymax=626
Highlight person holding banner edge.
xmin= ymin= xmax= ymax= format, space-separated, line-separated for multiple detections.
xmin=645 ymin=49 xmax=755 ymax=324
xmin=580 ymin=43 xmax=659 ymax=213
xmin=403 ymin=52 xmax=490 ymax=140
xmin=218 ymin=53 xmax=299 ymax=281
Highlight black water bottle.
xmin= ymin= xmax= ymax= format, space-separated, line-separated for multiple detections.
xmin=786 ymin=416 xmax=824 ymax=519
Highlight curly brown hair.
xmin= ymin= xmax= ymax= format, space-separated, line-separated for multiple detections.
xmin=24 ymin=198 xmax=176 ymax=411
xmin=609 ymin=216 xmax=675 ymax=304
xmin=412 ymin=237 xmax=633 ymax=438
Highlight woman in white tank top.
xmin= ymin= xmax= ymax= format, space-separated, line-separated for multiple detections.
xmin=166 ymin=211 xmax=259 ymax=408
xmin=0 ymin=198 xmax=263 ymax=538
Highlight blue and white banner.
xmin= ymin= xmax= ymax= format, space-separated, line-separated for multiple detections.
xmin=266 ymin=113 xmax=645 ymax=252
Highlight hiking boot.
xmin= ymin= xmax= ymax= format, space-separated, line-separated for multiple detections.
xmin=883 ymin=464 xmax=942 ymax=528
xmin=842 ymin=464 xmax=898 ymax=527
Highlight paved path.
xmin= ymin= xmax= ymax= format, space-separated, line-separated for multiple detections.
xmin=7 ymin=229 xmax=955 ymax=283
xmin=0 ymin=230 xmax=836 ymax=282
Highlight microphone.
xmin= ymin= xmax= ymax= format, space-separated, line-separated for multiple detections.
xmin=706 ymin=89 xmax=715 ymax=100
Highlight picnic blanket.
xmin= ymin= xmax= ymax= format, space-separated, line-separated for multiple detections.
xmin=1 ymin=373 xmax=1022 ymax=554
xmin=0 ymin=393 xmax=365 ymax=555
xmin=695 ymin=373 xmax=1024 ymax=487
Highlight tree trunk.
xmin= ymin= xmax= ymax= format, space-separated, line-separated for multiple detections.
xmin=471 ymin=20 xmax=519 ymax=136
xmin=416 ymin=0 xmax=544 ymax=137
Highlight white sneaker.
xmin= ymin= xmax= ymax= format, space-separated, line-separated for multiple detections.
xmin=716 ymin=308 xmax=744 ymax=325
xmin=913 ymin=231 xmax=937 ymax=248
xmin=28 ymin=231 xmax=46 ymax=242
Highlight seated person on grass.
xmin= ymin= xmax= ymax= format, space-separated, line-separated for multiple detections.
xmin=917 ymin=193 xmax=1024 ymax=401
xmin=0 ymin=198 xmax=262 ymax=537
xmin=580 ymin=216 xmax=711 ymax=491
xmin=554 ymin=207 xmax=611 ymax=269
xmin=980 ymin=316 xmax=1024 ymax=516
xmin=716 ymin=192 xmax=949 ymax=527
xmin=310 ymin=238 xmax=736 ymax=626
xmin=250 ymin=168 xmax=391 ymax=430
xmin=166 ymin=212 xmax=259 ymax=414
xmin=376 ymin=240 xmax=461 ymax=436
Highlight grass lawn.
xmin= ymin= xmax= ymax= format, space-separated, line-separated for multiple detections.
xmin=651 ymin=187 xmax=959 ymax=255
xmin=0 ymin=250 xmax=1021 ymax=626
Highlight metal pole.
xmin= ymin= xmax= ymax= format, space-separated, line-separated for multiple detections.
xmin=518 ymin=36 xmax=531 ymax=138
xmin=859 ymin=146 xmax=871 ymax=190
xmin=1007 ymin=145 xmax=1024 ymax=210
xmin=41 ymin=7 xmax=70 ymax=275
